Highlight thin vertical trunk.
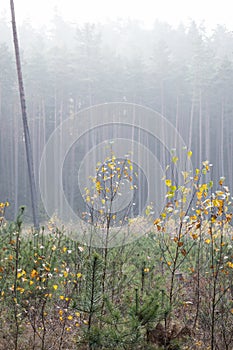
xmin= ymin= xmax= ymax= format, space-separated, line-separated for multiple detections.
xmin=160 ymin=80 xmax=166 ymax=170
xmin=188 ymin=96 xmax=195 ymax=153
xmin=10 ymin=0 xmax=39 ymax=229
xmin=220 ymin=99 xmax=224 ymax=177
xmin=205 ymin=102 xmax=210 ymax=161
xmin=226 ymin=111 xmax=232 ymax=188
xmin=42 ymin=99 xmax=47 ymax=217
xmin=14 ymin=105 xmax=19 ymax=216
xmin=175 ymin=95 xmax=179 ymax=149
xmin=199 ymin=90 xmax=202 ymax=165
xmin=59 ymin=100 xmax=63 ymax=217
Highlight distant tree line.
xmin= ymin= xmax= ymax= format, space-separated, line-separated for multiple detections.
xmin=1 ymin=15 xmax=233 ymax=220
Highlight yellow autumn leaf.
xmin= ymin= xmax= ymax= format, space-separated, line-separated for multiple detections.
xmin=108 ymin=163 xmax=115 ymax=170
xmin=165 ymin=179 xmax=172 ymax=187
xmin=227 ymin=261 xmax=233 ymax=268
xmin=200 ymin=183 xmax=208 ymax=192
xmin=187 ymin=150 xmax=192 ymax=159
xmin=30 ymin=269 xmax=38 ymax=278
xmin=196 ymin=192 xmax=202 ymax=200
xmin=154 ymin=218 xmax=160 ymax=225
xmin=172 ymin=156 xmax=178 ymax=164
xmin=17 ymin=270 xmax=26 ymax=279
xmin=96 ymin=180 xmax=102 ymax=193
xmin=219 ymin=177 xmax=225 ymax=186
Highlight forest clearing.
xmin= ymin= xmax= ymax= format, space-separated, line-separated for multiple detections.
xmin=1 ymin=1 xmax=233 ymax=349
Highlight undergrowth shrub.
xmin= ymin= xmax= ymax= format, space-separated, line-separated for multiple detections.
xmin=0 ymin=153 xmax=233 ymax=349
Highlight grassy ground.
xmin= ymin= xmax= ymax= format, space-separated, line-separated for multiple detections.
xmin=0 ymin=212 xmax=232 ymax=349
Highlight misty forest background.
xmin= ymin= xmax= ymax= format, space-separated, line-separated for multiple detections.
xmin=1 ymin=15 xmax=233 ymax=221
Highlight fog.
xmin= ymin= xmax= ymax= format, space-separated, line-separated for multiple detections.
xmin=2 ymin=0 xmax=233 ymax=30
xmin=1 ymin=2 xmax=233 ymax=223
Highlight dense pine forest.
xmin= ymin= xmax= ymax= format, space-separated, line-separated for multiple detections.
xmin=1 ymin=17 xmax=233 ymax=220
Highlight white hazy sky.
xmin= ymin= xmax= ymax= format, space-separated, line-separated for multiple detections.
xmin=1 ymin=0 xmax=233 ymax=30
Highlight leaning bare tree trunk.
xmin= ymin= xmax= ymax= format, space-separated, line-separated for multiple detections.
xmin=10 ymin=0 xmax=39 ymax=229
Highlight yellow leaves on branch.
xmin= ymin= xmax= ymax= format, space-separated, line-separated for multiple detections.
xmin=17 ymin=270 xmax=26 ymax=279
xmin=30 ymin=269 xmax=38 ymax=278
xmin=212 ymin=199 xmax=224 ymax=208
xmin=95 ymin=181 xmax=102 ymax=194
xmin=196 ymin=192 xmax=202 ymax=200
xmin=165 ymin=178 xmax=176 ymax=198
xmin=108 ymin=162 xmax=115 ymax=170
xmin=172 ymin=156 xmax=178 ymax=164
xmin=202 ymin=160 xmax=210 ymax=172
xmin=187 ymin=150 xmax=192 ymax=159
xmin=0 ymin=201 xmax=9 ymax=218
xmin=63 ymin=270 xmax=68 ymax=278
xmin=226 ymin=261 xmax=233 ymax=269
xmin=219 ymin=177 xmax=225 ymax=186
xmin=0 ymin=202 xmax=9 ymax=208
xmin=154 ymin=218 xmax=161 ymax=231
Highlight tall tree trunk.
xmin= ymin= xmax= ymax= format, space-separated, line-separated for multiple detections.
xmin=199 ymin=90 xmax=202 ymax=166
xmin=10 ymin=0 xmax=39 ymax=229
xmin=220 ymin=99 xmax=224 ymax=177
xmin=188 ymin=95 xmax=195 ymax=153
